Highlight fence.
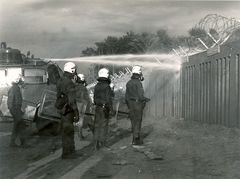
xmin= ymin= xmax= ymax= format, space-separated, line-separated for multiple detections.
xmin=144 ymin=68 xmax=182 ymax=119
xmin=182 ymin=40 xmax=240 ymax=127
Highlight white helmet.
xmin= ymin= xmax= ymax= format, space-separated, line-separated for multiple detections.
xmin=132 ymin=65 xmax=142 ymax=74
xmin=64 ymin=62 xmax=76 ymax=74
xmin=98 ymin=68 xmax=109 ymax=78
xmin=77 ymin=73 xmax=85 ymax=81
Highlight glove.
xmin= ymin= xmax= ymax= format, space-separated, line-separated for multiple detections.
xmin=143 ymin=97 xmax=150 ymax=103
xmin=142 ymin=97 xmax=150 ymax=109
xmin=146 ymin=97 xmax=150 ymax=102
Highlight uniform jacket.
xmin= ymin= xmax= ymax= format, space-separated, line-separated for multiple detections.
xmin=75 ymin=82 xmax=91 ymax=104
xmin=56 ymin=72 xmax=78 ymax=113
xmin=125 ymin=73 xmax=146 ymax=102
xmin=93 ymin=77 xmax=113 ymax=106
xmin=7 ymin=83 xmax=22 ymax=110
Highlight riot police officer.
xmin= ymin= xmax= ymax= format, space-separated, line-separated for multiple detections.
xmin=56 ymin=62 xmax=80 ymax=159
xmin=125 ymin=65 xmax=150 ymax=146
xmin=93 ymin=68 xmax=113 ymax=150
xmin=8 ymin=74 xmax=27 ymax=147
xmin=75 ymin=73 xmax=93 ymax=138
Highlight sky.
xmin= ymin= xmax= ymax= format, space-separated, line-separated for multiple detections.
xmin=0 ymin=0 xmax=240 ymax=58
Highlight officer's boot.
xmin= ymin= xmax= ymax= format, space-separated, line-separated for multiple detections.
xmin=133 ymin=136 xmax=143 ymax=145
xmin=94 ymin=141 xmax=100 ymax=151
xmin=138 ymin=137 xmax=143 ymax=145
xmin=132 ymin=137 xmax=138 ymax=145
xmin=101 ymin=141 xmax=111 ymax=150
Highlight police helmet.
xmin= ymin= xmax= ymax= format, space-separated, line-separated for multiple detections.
xmin=64 ymin=62 xmax=77 ymax=74
xmin=132 ymin=65 xmax=142 ymax=74
xmin=98 ymin=68 xmax=109 ymax=78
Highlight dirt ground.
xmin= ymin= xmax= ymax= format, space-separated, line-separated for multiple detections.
xmin=1 ymin=116 xmax=240 ymax=179
xmin=81 ymin=117 xmax=240 ymax=179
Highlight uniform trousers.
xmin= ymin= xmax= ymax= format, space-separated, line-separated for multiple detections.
xmin=61 ymin=112 xmax=75 ymax=157
xmin=94 ymin=106 xmax=109 ymax=144
xmin=10 ymin=108 xmax=26 ymax=145
xmin=127 ymin=100 xmax=143 ymax=140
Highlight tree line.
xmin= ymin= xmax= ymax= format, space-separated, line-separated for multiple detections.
xmin=81 ymin=27 xmax=219 ymax=56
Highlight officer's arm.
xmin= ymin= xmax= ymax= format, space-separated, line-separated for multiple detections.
xmin=125 ymin=82 xmax=129 ymax=103
xmin=137 ymin=81 xmax=145 ymax=101
xmin=15 ymin=87 xmax=22 ymax=107
xmin=67 ymin=82 xmax=78 ymax=111
xmin=106 ymin=86 xmax=113 ymax=106
xmin=137 ymin=82 xmax=150 ymax=102
xmin=68 ymin=82 xmax=79 ymax=121
xmin=7 ymin=88 xmax=14 ymax=109
xmin=93 ymin=87 xmax=97 ymax=105
xmin=56 ymin=80 xmax=62 ymax=98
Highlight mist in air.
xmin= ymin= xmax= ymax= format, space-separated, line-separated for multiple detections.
xmin=47 ymin=54 xmax=183 ymax=72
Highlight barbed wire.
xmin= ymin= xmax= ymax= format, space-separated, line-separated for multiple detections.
xmin=196 ymin=14 xmax=240 ymax=45
xmin=174 ymin=14 xmax=240 ymax=57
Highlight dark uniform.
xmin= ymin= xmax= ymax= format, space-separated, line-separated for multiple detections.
xmin=76 ymin=80 xmax=90 ymax=105
xmin=8 ymin=83 xmax=26 ymax=147
xmin=56 ymin=72 xmax=79 ymax=159
xmin=125 ymin=73 xmax=149 ymax=145
xmin=93 ymin=77 xmax=113 ymax=149
xmin=75 ymin=79 xmax=94 ymax=135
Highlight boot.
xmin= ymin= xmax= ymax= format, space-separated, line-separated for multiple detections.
xmin=100 ymin=141 xmax=111 ymax=151
xmin=137 ymin=137 xmax=143 ymax=145
xmin=132 ymin=137 xmax=143 ymax=145
xmin=94 ymin=141 xmax=100 ymax=151
xmin=132 ymin=137 xmax=138 ymax=145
